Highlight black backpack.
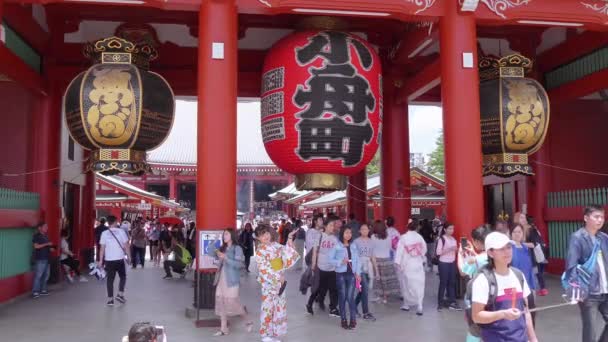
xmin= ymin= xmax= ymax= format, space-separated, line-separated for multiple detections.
xmin=464 ymin=265 xmax=526 ymax=337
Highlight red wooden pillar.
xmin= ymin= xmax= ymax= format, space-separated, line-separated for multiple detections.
xmin=30 ymin=84 xmax=62 ymax=251
xmin=196 ymin=0 xmax=237 ymax=232
xmin=195 ymin=0 xmax=237 ymax=313
xmin=440 ymin=1 xmax=484 ymax=238
xmin=169 ymin=172 xmax=177 ymax=200
xmin=347 ymin=170 xmax=367 ymax=223
xmin=528 ymin=145 xmax=551 ymax=239
xmin=80 ymin=158 xmax=96 ymax=264
xmin=381 ymin=74 xmax=411 ymax=232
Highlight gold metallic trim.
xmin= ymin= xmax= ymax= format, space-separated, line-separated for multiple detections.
xmin=127 ymin=66 xmax=144 ymax=149
xmin=79 ymin=66 xmax=101 ymax=149
xmin=296 ymin=16 xmax=349 ymax=30
xmin=295 ymin=173 xmax=347 ymax=191
xmin=64 ymin=71 xmax=91 ymax=151
xmin=483 ymin=153 xmax=528 ymax=164
xmin=499 ymin=79 xmax=505 ymax=154
xmin=527 ymin=80 xmax=551 ymax=155
xmin=143 ymin=71 xmax=176 ymax=150
xmin=101 ymin=52 xmax=132 ymax=64
xmin=500 ymin=67 xmax=524 ymax=78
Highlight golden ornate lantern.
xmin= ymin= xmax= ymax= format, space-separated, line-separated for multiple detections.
xmin=479 ymin=54 xmax=550 ymax=177
xmin=64 ymin=30 xmax=174 ymax=175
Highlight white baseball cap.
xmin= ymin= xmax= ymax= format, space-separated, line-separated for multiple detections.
xmin=485 ymin=232 xmax=511 ymax=250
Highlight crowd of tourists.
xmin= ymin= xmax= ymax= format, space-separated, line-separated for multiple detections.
xmin=29 ymin=204 xmax=608 ymax=342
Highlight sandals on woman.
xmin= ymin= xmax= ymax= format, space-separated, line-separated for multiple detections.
xmin=245 ymin=321 xmax=254 ymax=333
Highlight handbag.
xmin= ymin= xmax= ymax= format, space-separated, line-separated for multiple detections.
xmin=533 ymin=244 xmax=547 ymax=264
xmin=108 ymin=228 xmax=130 ymax=265
xmin=213 ymin=262 xmax=223 ymax=287
xmin=305 ymin=232 xmax=324 ymax=266
xmin=431 ymin=236 xmax=445 ymax=265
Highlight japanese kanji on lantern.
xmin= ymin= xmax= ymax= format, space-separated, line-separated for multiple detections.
xmin=261 ymin=30 xmax=382 ymax=191
xmin=64 ymin=25 xmax=175 ymax=175
xmin=479 ymin=54 xmax=550 ymax=177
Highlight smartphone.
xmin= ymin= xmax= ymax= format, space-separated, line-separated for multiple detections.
xmin=460 ymin=237 xmax=468 ymax=249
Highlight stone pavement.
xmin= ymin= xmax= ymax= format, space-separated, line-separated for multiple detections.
xmin=0 ymin=261 xmax=584 ymax=342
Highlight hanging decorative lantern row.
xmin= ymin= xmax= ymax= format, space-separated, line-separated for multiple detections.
xmin=261 ymin=30 xmax=382 ymax=191
xmin=479 ymin=54 xmax=550 ymax=178
xmin=64 ymin=31 xmax=175 ymax=176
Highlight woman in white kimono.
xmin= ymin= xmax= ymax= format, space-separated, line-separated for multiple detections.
xmin=255 ymin=224 xmax=300 ymax=342
xmin=395 ymin=220 xmax=427 ymax=316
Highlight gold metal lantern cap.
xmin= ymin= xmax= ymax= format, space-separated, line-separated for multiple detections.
xmin=64 ymin=27 xmax=175 ymax=176
xmin=479 ymin=54 xmax=550 ymax=178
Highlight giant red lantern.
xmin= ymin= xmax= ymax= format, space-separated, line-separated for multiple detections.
xmin=261 ymin=30 xmax=382 ymax=191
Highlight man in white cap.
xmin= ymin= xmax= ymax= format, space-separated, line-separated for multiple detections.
xmin=470 ymin=232 xmax=537 ymax=342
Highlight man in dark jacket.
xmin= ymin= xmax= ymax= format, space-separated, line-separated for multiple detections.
xmin=566 ymin=205 xmax=608 ymax=342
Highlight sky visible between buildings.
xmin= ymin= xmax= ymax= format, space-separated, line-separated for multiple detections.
xmin=161 ymin=99 xmax=443 ymax=160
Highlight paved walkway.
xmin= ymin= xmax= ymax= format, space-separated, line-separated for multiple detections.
xmin=0 ymin=261 xmax=583 ymax=342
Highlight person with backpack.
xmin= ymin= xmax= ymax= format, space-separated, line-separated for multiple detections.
xmin=470 ymin=232 xmax=538 ymax=342
xmin=207 ymin=229 xmax=253 ymax=336
xmin=564 ymin=205 xmax=608 ymax=342
xmin=239 ymin=223 xmax=255 ymax=273
xmin=435 ymin=222 xmax=462 ymax=311
xmin=162 ymin=234 xmax=192 ymax=279
xmin=459 ymin=226 xmax=490 ymax=342
xmin=510 ymin=224 xmax=537 ymax=324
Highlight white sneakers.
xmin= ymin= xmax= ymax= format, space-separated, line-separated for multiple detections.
xmin=261 ymin=337 xmax=280 ymax=342
xmin=79 ymin=276 xmax=89 ymax=282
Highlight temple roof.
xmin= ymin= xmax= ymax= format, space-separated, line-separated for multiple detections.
xmin=96 ymin=173 xmax=180 ymax=209
xmin=147 ymin=100 xmax=275 ymax=167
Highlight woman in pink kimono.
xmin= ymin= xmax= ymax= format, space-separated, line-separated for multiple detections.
xmin=255 ymin=224 xmax=300 ymax=342
xmin=395 ymin=220 xmax=427 ymax=316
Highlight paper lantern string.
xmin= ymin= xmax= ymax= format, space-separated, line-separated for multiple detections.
xmin=0 ymin=158 xmax=90 ymax=177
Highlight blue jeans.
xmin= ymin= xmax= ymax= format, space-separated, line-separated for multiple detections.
xmin=438 ymin=261 xmax=456 ymax=305
xmin=355 ymin=273 xmax=370 ymax=314
xmin=579 ymin=294 xmax=608 ymax=342
xmin=32 ymin=260 xmax=50 ymax=294
xmin=536 ymin=263 xmax=546 ymax=289
xmin=336 ymin=272 xmax=356 ymax=321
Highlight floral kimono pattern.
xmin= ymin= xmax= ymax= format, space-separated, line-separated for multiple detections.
xmin=255 ymin=242 xmax=300 ymax=339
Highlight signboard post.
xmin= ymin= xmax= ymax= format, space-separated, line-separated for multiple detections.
xmin=198 ymin=230 xmax=223 ymax=269
xmin=193 ymin=230 xmax=224 ymax=328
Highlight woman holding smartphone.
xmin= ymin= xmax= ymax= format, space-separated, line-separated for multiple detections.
xmin=208 ymin=229 xmax=253 ymax=336
xmin=332 ymin=226 xmax=361 ymax=330
xmin=435 ymin=223 xmax=461 ymax=311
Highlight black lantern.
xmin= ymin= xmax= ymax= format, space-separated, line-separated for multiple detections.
xmin=64 ymin=29 xmax=174 ymax=175
xmin=479 ymin=54 xmax=550 ymax=177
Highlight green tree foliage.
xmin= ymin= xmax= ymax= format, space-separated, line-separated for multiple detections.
xmin=427 ymin=130 xmax=444 ymax=177
xmin=367 ymin=150 xmax=381 ymax=175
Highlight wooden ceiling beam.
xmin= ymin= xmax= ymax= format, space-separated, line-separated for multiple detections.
xmin=390 ymin=24 xmax=438 ymax=66
xmin=398 ymin=58 xmax=441 ymax=103
xmin=537 ymin=31 xmax=608 ymax=73
xmin=3 ymin=4 xmax=50 ymax=54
